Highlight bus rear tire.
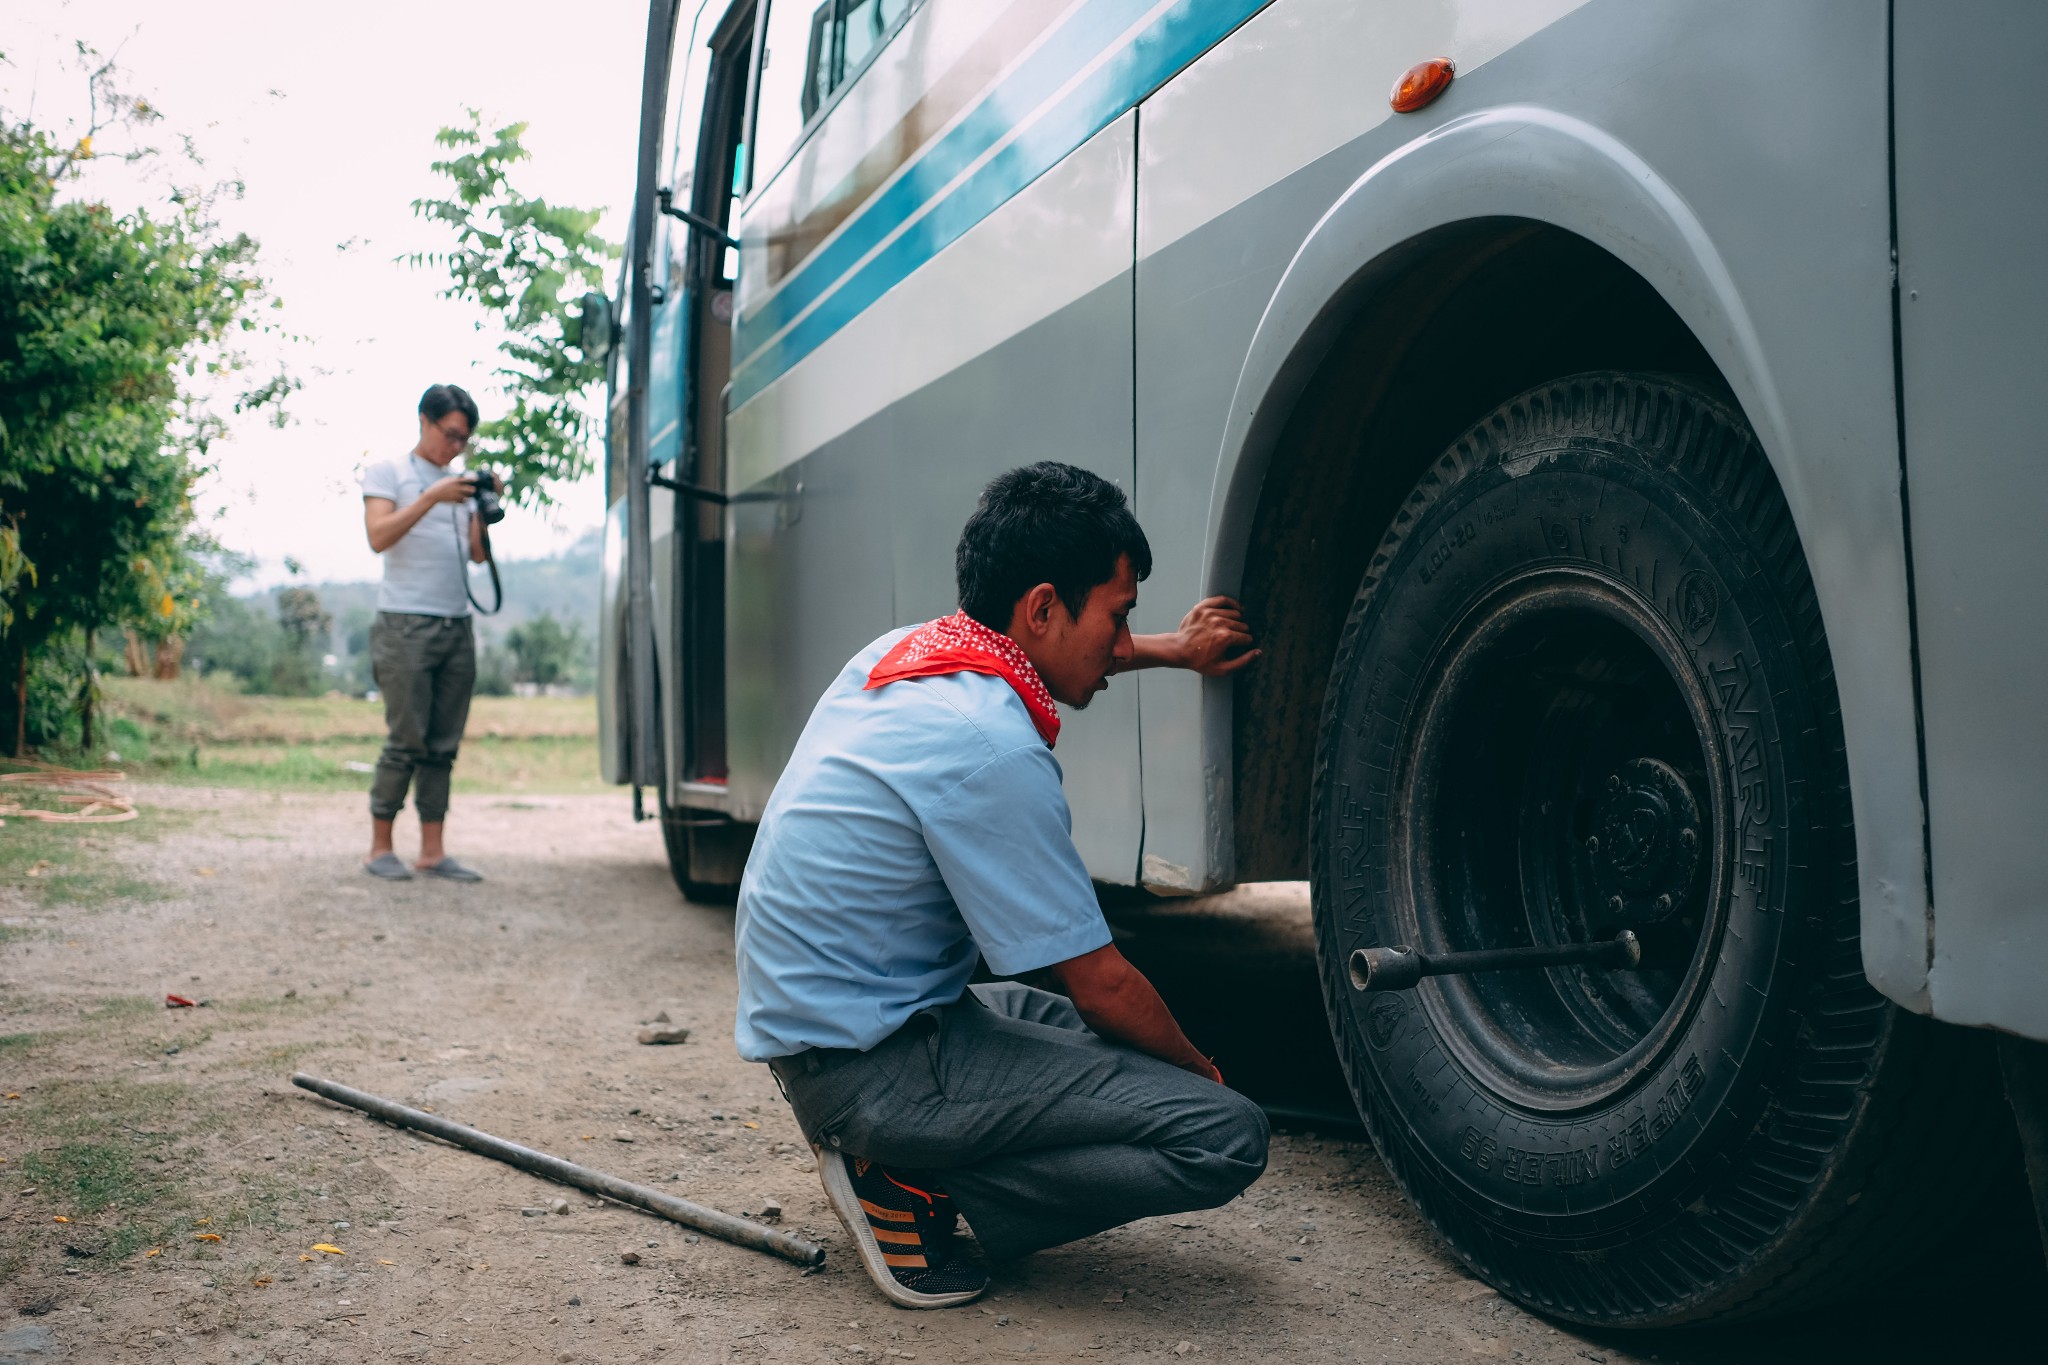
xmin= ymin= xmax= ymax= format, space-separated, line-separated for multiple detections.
xmin=658 ymin=795 xmax=753 ymax=905
xmin=1309 ymin=371 xmax=2007 ymax=1326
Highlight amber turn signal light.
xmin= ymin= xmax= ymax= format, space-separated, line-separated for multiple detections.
xmin=1390 ymin=57 xmax=1456 ymax=113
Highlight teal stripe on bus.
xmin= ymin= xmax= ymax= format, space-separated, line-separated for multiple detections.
xmin=730 ymin=0 xmax=1271 ymax=409
xmin=734 ymin=0 xmax=1159 ymax=362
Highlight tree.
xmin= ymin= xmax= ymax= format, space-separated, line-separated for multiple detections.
xmin=122 ymin=534 xmax=240 ymax=680
xmin=504 ymin=610 xmax=582 ymax=689
xmin=0 ymin=52 xmax=291 ymax=754
xmin=269 ymin=585 xmax=333 ymax=697
xmin=409 ymin=112 xmax=619 ymax=507
xmin=182 ymin=591 xmax=284 ymax=693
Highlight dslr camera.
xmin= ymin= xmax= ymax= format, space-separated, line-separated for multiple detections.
xmin=465 ymin=468 xmax=506 ymax=525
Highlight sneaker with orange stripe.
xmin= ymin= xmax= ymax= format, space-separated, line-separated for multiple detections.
xmin=815 ymin=1146 xmax=988 ymax=1309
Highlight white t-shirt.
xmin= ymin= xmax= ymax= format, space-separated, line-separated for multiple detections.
xmin=360 ymin=453 xmax=474 ymax=618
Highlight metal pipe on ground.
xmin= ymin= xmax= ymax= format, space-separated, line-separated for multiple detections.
xmin=290 ymin=1072 xmax=824 ymax=1268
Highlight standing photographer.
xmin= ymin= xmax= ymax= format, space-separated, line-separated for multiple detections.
xmin=358 ymin=383 xmax=500 ymax=882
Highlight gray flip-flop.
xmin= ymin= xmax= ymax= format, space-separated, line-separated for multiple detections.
xmin=363 ymin=853 xmax=412 ymax=880
xmin=416 ymin=856 xmax=483 ymax=883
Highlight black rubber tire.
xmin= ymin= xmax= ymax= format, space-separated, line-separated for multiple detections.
xmin=658 ymin=795 xmax=753 ymax=905
xmin=1309 ymin=372 xmax=2006 ymax=1327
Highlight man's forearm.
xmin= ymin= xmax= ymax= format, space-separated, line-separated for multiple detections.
xmin=1118 ymin=633 xmax=1186 ymax=673
xmin=366 ymin=495 xmax=439 ymax=554
xmin=1055 ymin=948 xmax=1218 ymax=1079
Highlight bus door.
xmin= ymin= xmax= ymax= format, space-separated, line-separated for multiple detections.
xmin=607 ymin=0 xmax=755 ymax=797
xmin=663 ymin=2 xmax=755 ymax=788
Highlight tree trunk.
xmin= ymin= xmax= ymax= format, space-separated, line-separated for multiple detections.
xmin=124 ymin=629 xmax=149 ymax=677
xmin=79 ymin=625 xmax=97 ymax=756
xmin=154 ymin=634 xmax=184 ymax=681
xmin=10 ymin=639 xmax=24 ymax=759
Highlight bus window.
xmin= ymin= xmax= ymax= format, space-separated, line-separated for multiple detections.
xmin=802 ymin=0 xmax=911 ymax=120
xmin=745 ymin=0 xmax=826 ymax=197
xmin=839 ymin=0 xmax=909 ymax=78
xmin=753 ymin=0 xmax=916 ymax=190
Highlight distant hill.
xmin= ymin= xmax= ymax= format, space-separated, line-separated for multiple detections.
xmin=230 ymin=528 xmax=602 ymax=692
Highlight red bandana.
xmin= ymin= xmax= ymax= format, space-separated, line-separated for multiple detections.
xmin=865 ymin=612 xmax=1061 ymax=747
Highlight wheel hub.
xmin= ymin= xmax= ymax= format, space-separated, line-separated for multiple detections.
xmin=1586 ymin=757 xmax=1701 ymax=925
xmin=1392 ymin=570 xmax=1728 ymax=1107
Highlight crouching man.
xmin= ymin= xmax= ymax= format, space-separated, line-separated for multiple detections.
xmin=734 ymin=462 xmax=1268 ymax=1309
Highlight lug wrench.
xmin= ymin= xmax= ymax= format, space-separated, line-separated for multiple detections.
xmin=1348 ymin=930 xmax=1641 ymax=993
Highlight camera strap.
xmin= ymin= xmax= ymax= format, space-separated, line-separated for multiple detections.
xmin=456 ymin=508 xmax=503 ymax=615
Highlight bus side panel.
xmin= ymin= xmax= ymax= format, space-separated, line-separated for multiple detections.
xmin=722 ymin=422 xmax=898 ymax=818
xmin=1897 ymin=3 xmax=2048 ymax=1043
xmin=886 ymin=113 xmax=1140 ymax=883
xmin=724 ymin=113 xmax=1145 ymax=885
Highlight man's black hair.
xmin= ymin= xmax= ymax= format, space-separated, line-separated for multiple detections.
xmin=956 ymin=462 xmax=1152 ymax=630
xmin=418 ymin=383 xmax=480 ymax=431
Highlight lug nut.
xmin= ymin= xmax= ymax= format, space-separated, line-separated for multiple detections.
xmin=1680 ymin=828 xmax=1698 ymax=850
xmin=1607 ymin=896 xmax=1625 ymax=916
xmin=1608 ymin=775 xmax=1622 ymax=792
xmin=1585 ymin=836 xmax=1600 ymax=854
xmin=1655 ymin=894 xmax=1673 ymax=914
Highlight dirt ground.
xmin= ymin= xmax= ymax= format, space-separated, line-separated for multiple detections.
xmin=0 ymin=786 xmax=2035 ymax=1363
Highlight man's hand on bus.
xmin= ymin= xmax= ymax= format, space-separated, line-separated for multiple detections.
xmin=1122 ymin=596 xmax=1260 ymax=676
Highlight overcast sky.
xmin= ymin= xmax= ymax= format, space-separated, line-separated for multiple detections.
xmin=3 ymin=1 xmax=648 ymax=587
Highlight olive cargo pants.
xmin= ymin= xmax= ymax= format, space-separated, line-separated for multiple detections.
xmin=770 ymin=983 xmax=1269 ymax=1261
xmin=368 ymin=612 xmax=475 ymax=824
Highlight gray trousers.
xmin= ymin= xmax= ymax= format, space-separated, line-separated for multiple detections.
xmin=770 ymin=983 xmax=1269 ymax=1261
xmin=368 ymin=612 xmax=475 ymax=823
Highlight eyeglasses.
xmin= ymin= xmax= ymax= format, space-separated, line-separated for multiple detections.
xmin=432 ymin=419 xmax=472 ymax=448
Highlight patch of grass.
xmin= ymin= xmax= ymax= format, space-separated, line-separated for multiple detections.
xmin=0 ymin=1011 xmax=309 ymax=1280
xmin=16 ymin=1077 xmax=194 ymax=1142
xmin=1 ymin=1079 xmax=199 ymax=1270
xmin=82 ymin=995 xmax=161 ymax=1024
xmin=124 ymin=805 xmax=201 ymax=843
xmin=250 ymin=1041 xmax=324 ymax=1072
xmin=97 ymin=1215 xmax=175 ymax=1263
xmin=146 ymin=1026 xmax=213 ymax=1058
xmin=0 ymin=811 xmax=171 ymax=909
xmin=86 ymin=676 xmax=604 ymax=793
xmin=0 ymin=817 xmax=82 ymax=877
xmin=20 ymin=1142 xmax=163 ymax=1216
xmin=140 ymin=733 xmax=607 ymax=795
xmin=216 ymin=992 xmax=326 ymax=1020
xmin=0 ymin=923 xmax=42 ymax=946
xmin=33 ymin=870 xmax=163 ymax=907
xmin=104 ymin=675 xmax=594 ymax=743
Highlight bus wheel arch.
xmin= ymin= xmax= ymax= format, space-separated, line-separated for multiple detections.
xmin=1227 ymin=220 xmax=1718 ymax=882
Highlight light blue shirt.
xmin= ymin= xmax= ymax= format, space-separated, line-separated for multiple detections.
xmin=733 ymin=629 xmax=1112 ymax=1061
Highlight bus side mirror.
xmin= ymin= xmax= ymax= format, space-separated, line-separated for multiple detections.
xmin=575 ymin=291 xmax=615 ymax=363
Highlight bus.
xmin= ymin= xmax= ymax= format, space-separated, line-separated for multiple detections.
xmin=586 ymin=0 xmax=2048 ymax=1330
